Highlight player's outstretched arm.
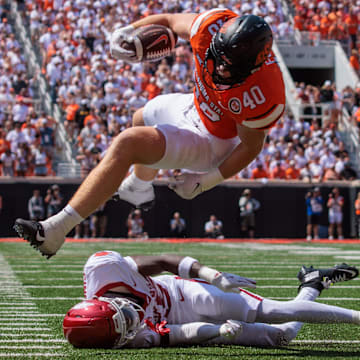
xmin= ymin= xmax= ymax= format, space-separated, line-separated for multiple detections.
xmin=218 ymin=125 xmax=267 ymax=179
xmin=129 ymin=13 xmax=196 ymax=41
xmin=169 ymin=126 xmax=267 ymax=200
xmin=130 ymin=255 xmax=256 ymax=290
xmin=110 ymin=13 xmax=195 ymax=62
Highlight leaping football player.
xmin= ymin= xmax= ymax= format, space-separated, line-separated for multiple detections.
xmin=15 ymin=9 xmax=285 ymax=257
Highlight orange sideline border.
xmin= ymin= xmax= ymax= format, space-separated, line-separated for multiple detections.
xmin=1 ymin=237 xmax=360 ymax=244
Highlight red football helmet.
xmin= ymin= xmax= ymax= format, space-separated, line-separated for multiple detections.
xmin=63 ymin=297 xmax=145 ymax=348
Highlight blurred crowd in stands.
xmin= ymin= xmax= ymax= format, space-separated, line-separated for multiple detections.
xmin=0 ymin=1 xmax=57 ymax=176
xmin=293 ymin=0 xmax=359 ymax=47
xmin=0 ymin=0 xmax=358 ymax=181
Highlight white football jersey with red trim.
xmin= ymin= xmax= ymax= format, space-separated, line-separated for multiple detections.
xmin=84 ymin=251 xmax=171 ymax=326
xmin=83 ymin=251 xmax=263 ymax=347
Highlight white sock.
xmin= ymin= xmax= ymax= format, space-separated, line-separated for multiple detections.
xmin=352 ymin=311 xmax=360 ymax=324
xmin=39 ymin=205 xmax=84 ymax=240
xmin=125 ymin=172 xmax=153 ymax=190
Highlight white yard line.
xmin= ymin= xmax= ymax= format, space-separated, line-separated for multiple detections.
xmin=0 ymin=334 xmax=55 ymax=338
xmin=14 ymin=270 xmax=81 ymax=273
xmin=0 ymin=318 xmax=48 ymax=322
xmin=8 ymin=284 xmax=359 ymax=290
xmin=2 ymin=295 xmax=358 ymax=302
xmin=3 ymin=297 xmax=83 ymax=300
xmin=13 ymin=263 xmax=360 ymax=269
xmin=293 ymin=340 xmax=360 ymax=344
xmin=0 ymin=346 xmax=63 ymax=349
xmin=11 ymin=265 xmax=83 ymax=268
xmin=0 ymin=327 xmax=52 ymax=331
xmin=270 ymin=297 xmax=360 ymax=301
xmin=213 ymin=265 xmax=337 ymax=268
xmin=21 ymin=285 xmax=82 ymax=289
xmin=0 ymin=314 xmax=64 ymax=317
xmin=0 ymin=303 xmax=37 ymax=306
xmin=0 ymin=308 xmax=38 ymax=311
xmin=260 ymin=285 xmax=360 ymax=289
xmin=1 ymin=283 xmax=358 ymax=291
xmin=0 ymin=353 xmax=64 ymax=357
xmin=0 ymin=254 xmax=63 ymax=348
xmin=0 ymin=340 xmax=66 ymax=343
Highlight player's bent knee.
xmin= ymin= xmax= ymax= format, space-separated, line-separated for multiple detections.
xmin=114 ymin=126 xmax=166 ymax=165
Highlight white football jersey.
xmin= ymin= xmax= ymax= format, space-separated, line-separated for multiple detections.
xmin=83 ymin=251 xmax=263 ymax=347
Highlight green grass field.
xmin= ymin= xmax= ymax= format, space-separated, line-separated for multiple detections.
xmin=0 ymin=240 xmax=360 ymax=359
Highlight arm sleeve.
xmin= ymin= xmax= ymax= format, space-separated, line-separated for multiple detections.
xmin=167 ymin=323 xmax=221 ymax=345
xmin=242 ymin=104 xmax=285 ymax=130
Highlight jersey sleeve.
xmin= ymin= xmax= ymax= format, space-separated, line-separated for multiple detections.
xmin=239 ymin=54 xmax=286 ymax=131
xmin=83 ymin=250 xmax=149 ymax=300
xmin=241 ymin=103 xmax=285 ymax=130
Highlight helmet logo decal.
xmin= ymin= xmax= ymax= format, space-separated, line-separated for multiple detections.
xmin=228 ymin=97 xmax=242 ymax=114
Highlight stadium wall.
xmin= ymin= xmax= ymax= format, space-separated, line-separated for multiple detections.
xmin=1 ymin=179 xmax=358 ymax=239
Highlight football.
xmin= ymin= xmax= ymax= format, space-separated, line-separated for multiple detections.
xmin=122 ymin=24 xmax=177 ymax=62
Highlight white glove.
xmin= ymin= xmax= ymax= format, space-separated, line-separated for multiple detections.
xmin=198 ymin=266 xmax=256 ymax=292
xmin=169 ymin=169 xmax=224 ymax=200
xmin=212 ymin=271 xmax=257 ymax=291
xmin=169 ymin=173 xmax=203 ymax=200
xmin=219 ymin=320 xmax=243 ymax=338
xmin=110 ymin=25 xmax=137 ymax=62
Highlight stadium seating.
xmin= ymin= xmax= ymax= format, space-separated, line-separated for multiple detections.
xmin=3 ymin=0 xmax=357 ymax=181
xmin=0 ymin=5 xmax=57 ymax=177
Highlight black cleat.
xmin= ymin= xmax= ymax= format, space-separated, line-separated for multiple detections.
xmin=13 ymin=219 xmax=53 ymax=259
xmin=297 ymin=263 xmax=359 ymax=292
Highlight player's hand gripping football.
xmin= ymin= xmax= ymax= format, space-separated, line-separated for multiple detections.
xmin=169 ymin=172 xmax=203 ymax=200
xmin=212 ymin=272 xmax=257 ymax=292
xmin=110 ymin=25 xmax=137 ymax=62
xmin=219 ymin=320 xmax=243 ymax=338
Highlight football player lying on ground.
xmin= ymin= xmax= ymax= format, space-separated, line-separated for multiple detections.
xmin=63 ymin=252 xmax=360 ymax=348
xmin=14 ymin=9 xmax=285 ymax=258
